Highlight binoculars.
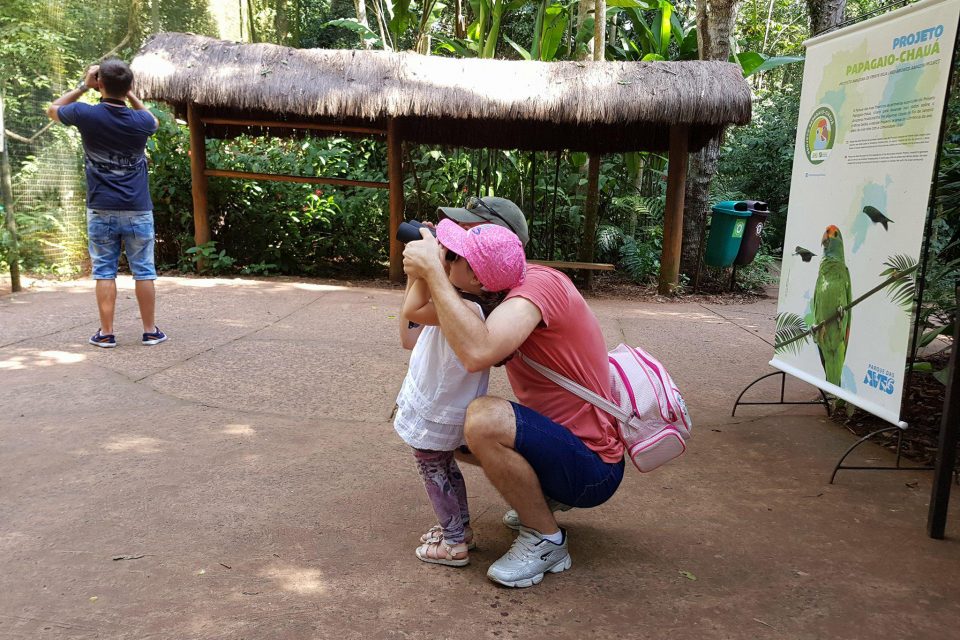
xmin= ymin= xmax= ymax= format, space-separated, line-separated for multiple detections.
xmin=396 ymin=220 xmax=457 ymax=262
xmin=396 ymin=220 xmax=435 ymax=243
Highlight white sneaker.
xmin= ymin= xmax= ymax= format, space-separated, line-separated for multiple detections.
xmin=502 ymin=498 xmax=573 ymax=530
xmin=486 ymin=526 xmax=571 ymax=588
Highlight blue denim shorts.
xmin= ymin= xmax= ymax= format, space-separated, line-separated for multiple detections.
xmin=512 ymin=402 xmax=624 ymax=508
xmin=86 ymin=209 xmax=157 ymax=280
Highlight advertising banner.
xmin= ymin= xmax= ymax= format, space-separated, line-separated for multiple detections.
xmin=772 ymin=0 xmax=960 ymax=427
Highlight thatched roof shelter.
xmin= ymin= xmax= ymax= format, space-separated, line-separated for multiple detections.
xmin=131 ymin=32 xmax=752 ymax=288
xmin=133 ymin=32 xmax=750 ymax=153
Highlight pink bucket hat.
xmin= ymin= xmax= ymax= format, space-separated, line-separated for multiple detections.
xmin=436 ymin=220 xmax=526 ymax=292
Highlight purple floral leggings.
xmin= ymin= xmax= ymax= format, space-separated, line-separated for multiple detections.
xmin=412 ymin=448 xmax=470 ymax=544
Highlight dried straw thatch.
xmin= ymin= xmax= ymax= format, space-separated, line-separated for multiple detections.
xmin=132 ymin=32 xmax=751 ymax=153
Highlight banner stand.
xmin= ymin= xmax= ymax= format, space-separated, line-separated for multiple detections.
xmin=827 ymin=16 xmax=959 ymax=508
xmin=742 ymin=1 xmax=960 ymax=522
xmin=731 ymin=371 xmax=832 ymax=418
xmin=829 ymin=426 xmax=934 ymax=483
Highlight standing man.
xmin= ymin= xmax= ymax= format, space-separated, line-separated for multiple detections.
xmin=47 ymin=58 xmax=167 ymax=348
xmin=403 ymin=197 xmax=625 ymax=589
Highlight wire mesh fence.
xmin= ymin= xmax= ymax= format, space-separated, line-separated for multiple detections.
xmin=9 ymin=126 xmax=87 ymax=273
xmin=3 ymin=0 xmax=88 ymax=275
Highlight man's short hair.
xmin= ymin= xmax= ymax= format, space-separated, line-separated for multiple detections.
xmin=99 ymin=58 xmax=134 ymax=96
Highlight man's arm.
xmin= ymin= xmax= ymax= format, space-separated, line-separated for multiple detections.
xmin=126 ymin=90 xmax=160 ymax=129
xmin=47 ymin=66 xmax=98 ymax=123
xmin=404 ymin=230 xmax=541 ymax=372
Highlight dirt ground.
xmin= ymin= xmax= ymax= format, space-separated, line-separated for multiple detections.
xmin=2 ymin=275 xmax=959 ymax=639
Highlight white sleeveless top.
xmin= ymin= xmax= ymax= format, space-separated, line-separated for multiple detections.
xmin=394 ymin=303 xmax=489 ymax=451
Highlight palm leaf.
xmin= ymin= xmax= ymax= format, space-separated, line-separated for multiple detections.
xmin=774 ymin=312 xmax=810 ymax=356
xmin=880 ymin=254 xmax=918 ymax=311
xmin=619 ymin=237 xmax=656 ymax=283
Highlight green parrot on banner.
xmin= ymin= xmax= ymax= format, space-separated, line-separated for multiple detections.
xmin=812 ymin=225 xmax=852 ymax=387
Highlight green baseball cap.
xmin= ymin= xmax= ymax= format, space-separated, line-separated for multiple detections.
xmin=438 ymin=196 xmax=530 ymax=246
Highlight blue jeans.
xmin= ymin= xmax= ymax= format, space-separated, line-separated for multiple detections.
xmin=86 ymin=209 xmax=157 ymax=280
xmin=511 ymin=402 xmax=624 ymax=508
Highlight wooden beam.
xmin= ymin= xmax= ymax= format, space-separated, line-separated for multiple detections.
xmin=200 ymin=117 xmax=386 ymax=137
xmin=528 ymin=260 xmax=614 ymax=271
xmin=387 ymin=119 xmax=405 ymax=282
xmin=658 ymin=125 xmax=689 ymax=295
xmin=204 ymin=168 xmax=388 ymax=190
xmin=187 ymin=103 xmax=210 ymax=248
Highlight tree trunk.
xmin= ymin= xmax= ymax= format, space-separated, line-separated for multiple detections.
xmin=576 ymin=0 xmax=605 ymax=288
xmin=593 ymin=0 xmax=606 ymax=59
xmin=577 ymin=0 xmax=595 ymax=59
xmin=680 ymin=0 xmax=741 ymax=278
xmin=354 ymin=0 xmax=372 ymax=48
xmin=247 ymin=0 xmax=259 ymax=43
xmin=454 ymin=0 xmax=466 ymax=39
xmin=0 ymin=127 xmax=22 ymax=293
xmin=807 ymin=0 xmax=847 ymax=36
xmin=681 ymin=136 xmax=720 ymax=279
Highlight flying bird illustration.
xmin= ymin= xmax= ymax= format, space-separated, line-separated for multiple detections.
xmin=793 ymin=246 xmax=816 ymax=262
xmin=812 ymin=225 xmax=852 ymax=387
xmin=862 ymin=206 xmax=893 ymax=230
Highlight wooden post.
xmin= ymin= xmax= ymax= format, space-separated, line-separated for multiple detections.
xmin=658 ymin=125 xmax=689 ymax=295
xmin=187 ymin=103 xmax=210 ymax=249
xmin=927 ymin=281 xmax=960 ymax=539
xmin=387 ymin=118 xmax=405 ymax=282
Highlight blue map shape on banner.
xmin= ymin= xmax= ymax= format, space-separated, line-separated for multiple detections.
xmin=852 ymin=180 xmax=891 ymax=254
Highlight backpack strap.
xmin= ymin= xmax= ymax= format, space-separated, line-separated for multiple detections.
xmin=518 ymin=352 xmax=632 ymax=424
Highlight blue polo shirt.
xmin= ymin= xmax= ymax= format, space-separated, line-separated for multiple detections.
xmin=57 ymin=101 xmax=158 ymax=211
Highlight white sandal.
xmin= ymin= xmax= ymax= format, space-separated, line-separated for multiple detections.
xmin=419 ymin=524 xmax=476 ymax=550
xmin=415 ymin=539 xmax=470 ymax=567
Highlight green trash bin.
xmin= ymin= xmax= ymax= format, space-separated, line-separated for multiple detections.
xmin=704 ymin=201 xmax=750 ymax=267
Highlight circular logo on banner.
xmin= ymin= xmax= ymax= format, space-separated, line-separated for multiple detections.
xmin=804 ymin=106 xmax=836 ymax=164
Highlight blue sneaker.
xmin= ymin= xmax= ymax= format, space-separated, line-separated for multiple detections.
xmin=142 ymin=326 xmax=168 ymax=345
xmin=89 ymin=330 xmax=117 ymax=348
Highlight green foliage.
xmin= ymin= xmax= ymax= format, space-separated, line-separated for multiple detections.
xmin=734 ymin=250 xmax=776 ymax=291
xmin=774 ymin=311 xmax=810 ymax=356
xmin=184 ymin=241 xmax=236 ymax=273
xmin=718 ymin=88 xmax=801 ymax=251
xmin=880 ymin=254 xmax=918 ymax=311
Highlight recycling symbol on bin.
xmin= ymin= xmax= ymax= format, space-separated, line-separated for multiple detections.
xmin=733 ymin=220 xmax=746 ymax=238
xmin=754 ymin=222 xmax=763 ymax=237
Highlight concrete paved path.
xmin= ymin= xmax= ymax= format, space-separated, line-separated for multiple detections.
xmin=2 ymin=276 xmax=958 ymax=639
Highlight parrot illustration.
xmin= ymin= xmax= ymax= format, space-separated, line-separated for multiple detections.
xmin=862 ymin=206 xmax=893 ymax=230
xmin=812 ymin=225 xmax=852 ymax=387
xmin=793 ymin=246 xmax=816 ymax=262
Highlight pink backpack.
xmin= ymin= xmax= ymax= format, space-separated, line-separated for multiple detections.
xmin=520 ymin=344 xmax=692 ymax=472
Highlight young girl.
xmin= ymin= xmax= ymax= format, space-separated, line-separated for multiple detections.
xmin=396 ymin=221 xmax=526 ymax=567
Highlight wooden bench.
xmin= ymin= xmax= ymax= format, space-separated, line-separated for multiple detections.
xmin=528 ymin=260 xmax=615 ymax=271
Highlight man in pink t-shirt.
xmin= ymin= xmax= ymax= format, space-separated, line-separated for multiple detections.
xmin=403 ymin=197 xmax=625 ymax=589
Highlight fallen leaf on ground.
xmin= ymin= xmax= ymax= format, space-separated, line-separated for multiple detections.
xmin=679 ymin=570 xmax=697 ymax=581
